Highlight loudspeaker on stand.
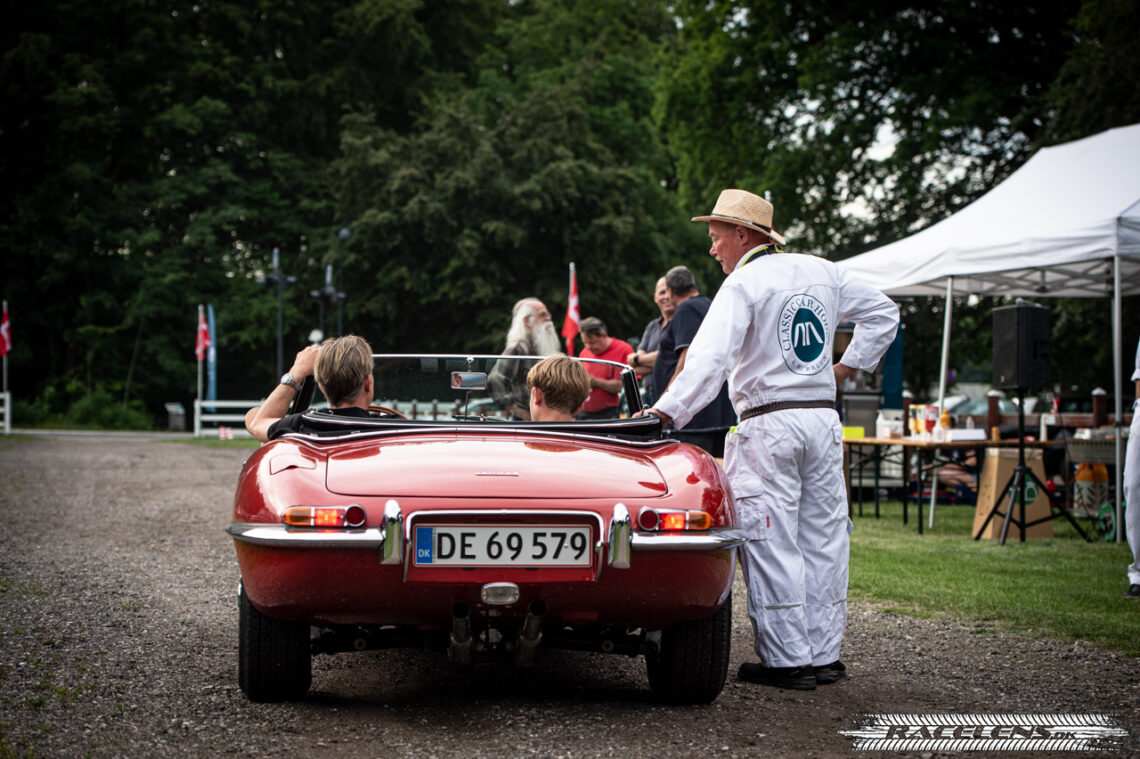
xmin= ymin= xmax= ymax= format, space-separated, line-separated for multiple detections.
xmin=992 ymin=301 xmax=1051 ymax=391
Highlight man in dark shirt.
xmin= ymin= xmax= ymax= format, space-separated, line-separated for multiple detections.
xmin=629 ymin=276 xmax=675 ymax=406
xmin=245 ymin=335 xmax=377 ymax=443
xmin=650 ymin=265 xmax=736 ymax=456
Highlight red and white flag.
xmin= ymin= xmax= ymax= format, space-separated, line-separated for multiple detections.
xmin=0 ymin=301 xmax=10 ymax=357
xmin=195 ymin=305 xmax=210 ymax=361
xmin=560 ymin=262 xmax=579 ymax=356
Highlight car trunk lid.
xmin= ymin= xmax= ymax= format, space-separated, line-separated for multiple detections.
xmin=324 ymin=435 xmax=667 ymax=498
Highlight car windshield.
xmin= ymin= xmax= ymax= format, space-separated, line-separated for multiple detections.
xmin=313 ymin=354 xmax=639 ymax=420
xmin=945 ymin=396 xmax=1018 ymax=415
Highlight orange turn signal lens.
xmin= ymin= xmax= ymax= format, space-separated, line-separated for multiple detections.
xmin=638 ymin=508 xmax=712 ymax=531
xmin=283 ymin=505 xmax=366 ymax=528
xmin=685 ymin=511 xmax=713 ymax=530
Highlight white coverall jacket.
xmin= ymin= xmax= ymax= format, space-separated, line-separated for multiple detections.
xmin=655 ymin=248 xmax=899 ymax=668
xmin=1125 ymin=338 xmax=1140 ymax=586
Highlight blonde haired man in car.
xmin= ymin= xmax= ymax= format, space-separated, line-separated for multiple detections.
xmin=526 ymin=355 xmax=591 ymax=421
xmin=245 ymin=335 xmax=377 ymax=443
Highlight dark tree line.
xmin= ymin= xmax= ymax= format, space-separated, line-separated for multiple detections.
xmin=1 ymin=0 xmax=1136 ymax=426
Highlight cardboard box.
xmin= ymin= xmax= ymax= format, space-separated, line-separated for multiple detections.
xmin=972 ymin=447 xmax=1054 ymax=539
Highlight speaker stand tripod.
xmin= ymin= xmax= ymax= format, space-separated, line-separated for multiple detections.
xmin=973 ymin=387 xmax=1092 ymax=545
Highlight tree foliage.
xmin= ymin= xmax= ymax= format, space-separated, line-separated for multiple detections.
xmin=654 ymin=0 xmax=1140 ymax=399
xmin=0 ymin=0 xmax=1135 ymax=423
xmin=658 ymin=0 xmax=1083 ymax=256
xmin=331 ymin=0 xmax=690 ymax=353
xmin=1 ymin=0 xmax=502 ymax=416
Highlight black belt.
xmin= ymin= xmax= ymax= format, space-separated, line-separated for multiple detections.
xmin=739 ymin=400 xmax=837 ymax=421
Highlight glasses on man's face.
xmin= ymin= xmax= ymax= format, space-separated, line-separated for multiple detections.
xmin=533 ymin=310 xmax=551 ymax=320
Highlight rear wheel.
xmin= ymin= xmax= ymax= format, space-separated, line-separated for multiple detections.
xmin=238 ymin=584 xmax=311 ymax=701
xmin=646 ymin=593 xmax=731 ymax=704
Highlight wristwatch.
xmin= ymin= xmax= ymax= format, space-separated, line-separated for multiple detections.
xmin=280 ymin=372 xmax=302 ymax=392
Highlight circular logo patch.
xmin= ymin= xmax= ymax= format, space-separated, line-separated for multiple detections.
xmin=778 ymin=294 xmax=831 ymax=375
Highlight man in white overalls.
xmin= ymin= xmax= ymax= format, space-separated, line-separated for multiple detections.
xmin=649 ymin=189 xmax=899 ymax=690
xmin=1125 ymin=336 xmax=1140 ymax=598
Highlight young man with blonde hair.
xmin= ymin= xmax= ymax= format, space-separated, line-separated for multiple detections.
xmin=245 ymin=335 xmax=376 ymax=443
xmin=526 ymin=355 xmax=591 ymax=421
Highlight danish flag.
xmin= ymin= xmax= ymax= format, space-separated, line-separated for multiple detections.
xmin=0 ymin=302 xmax=10 ymax=357
xmin=195 ymin=306 xmax=210 ymax=361
xmin=560 ymin=262 xmax=579 ymax=356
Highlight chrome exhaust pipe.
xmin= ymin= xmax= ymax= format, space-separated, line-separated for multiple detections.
xmin=449 ymin=603 xmax=473 ymax=666
xmin=513 ymin=600 xmax=547 ymax=667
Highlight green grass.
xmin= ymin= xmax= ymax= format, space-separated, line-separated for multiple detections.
xmin=849 ymin=498 xmax=1138 ymax=655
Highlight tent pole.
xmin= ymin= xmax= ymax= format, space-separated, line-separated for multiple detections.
xmin=1113 ymin=256 xmax=1123 ymax=543
xmin=929 ymin=276 xmax=954 ymax=528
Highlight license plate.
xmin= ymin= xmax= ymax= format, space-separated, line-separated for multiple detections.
xmin=413 ymin=524 xmax=592 ymax=567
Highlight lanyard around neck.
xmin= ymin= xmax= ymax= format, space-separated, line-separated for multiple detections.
xmin=740 ymin=243 xmax=783 ymax=268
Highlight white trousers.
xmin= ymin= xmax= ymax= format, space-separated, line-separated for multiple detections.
xmin=724 ymin=408 xmax=851 ymax=668
xmin=1126 ymin=404 xmax=1140 ymax=586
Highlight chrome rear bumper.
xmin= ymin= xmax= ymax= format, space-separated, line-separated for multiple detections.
xmin=228 ymin=499 xmax=747 ymax=566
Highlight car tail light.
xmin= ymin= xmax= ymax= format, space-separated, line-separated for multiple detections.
xmin=283 ymin=504 xmax=367 ymax=529
xmin=637 ymin=508 xmax=712 ymax=531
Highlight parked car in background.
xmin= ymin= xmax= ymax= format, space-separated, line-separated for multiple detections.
xmin=229 ymin=354 xmax=744 ymax=704
xmin=943 ymin=393 xmax=1018 ymax=418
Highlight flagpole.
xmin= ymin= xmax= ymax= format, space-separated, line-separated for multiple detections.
xmin=2 ymin=300 xmax=8 ymax=395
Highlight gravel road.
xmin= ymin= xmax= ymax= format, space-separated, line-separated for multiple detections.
xmin=2 ymin=435 xmax=1138 ymax=758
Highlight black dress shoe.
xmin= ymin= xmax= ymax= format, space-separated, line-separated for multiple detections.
xmin=1126 ymin=584 xmax=1140 ymax=598
xmin=814 ymin=660 xmax=847 ymax=684
xmin=737 ymin=662 xmax=816 ymax=690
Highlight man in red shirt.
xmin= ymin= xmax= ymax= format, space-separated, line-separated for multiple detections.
xmin=576 ymin=316 xmax=634 ymax=420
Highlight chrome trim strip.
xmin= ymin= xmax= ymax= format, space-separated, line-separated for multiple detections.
xmin=227 ymin=518 xmax=746 ymax=554
xmin=380 ymin=500 xmax=403 ymax=565
xmin=226 ymin=521 xmax=385 ymax=548
xmin=279 ymin=425 xmax=676 ymax=449
xmin=404 ymin=509 xmax=606 ymax=541
xmin=608 ymin=503 xmax=631 ymax=569
xmin=630 ymin=528 xmax=748 ymax=552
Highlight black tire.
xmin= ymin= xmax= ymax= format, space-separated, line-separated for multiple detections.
xmin=646 ymin=593 xmax=731 ymax=704
xmin=238 ymin=584 xmax=311 ymax=701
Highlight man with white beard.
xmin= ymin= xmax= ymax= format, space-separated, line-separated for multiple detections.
xmin=487 ymin=297 xmax=563 ymax=419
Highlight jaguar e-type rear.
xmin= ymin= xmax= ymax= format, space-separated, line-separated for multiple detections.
xmin=228 ymin=355 xmax=744 ymax=703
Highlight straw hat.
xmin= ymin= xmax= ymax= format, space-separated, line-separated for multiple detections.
xmin=691 ymin=189 xmax=786 ymax=245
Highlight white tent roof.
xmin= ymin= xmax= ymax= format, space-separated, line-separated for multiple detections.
xmin=836 ymin=124 xmax=1140 ymax=536
xmin=838 ymin=123 xmax=1140 ymax=298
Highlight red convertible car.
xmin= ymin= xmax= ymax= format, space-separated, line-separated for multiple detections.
xmin=228 ymin=354 xmax=744 ymax=703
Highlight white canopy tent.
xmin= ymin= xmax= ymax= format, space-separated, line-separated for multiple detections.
xmin=838 ymin=123 xmax=1140 ymax=536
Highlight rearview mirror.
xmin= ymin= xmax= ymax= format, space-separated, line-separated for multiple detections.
xmin=451 ymin=371 xmax=487 ymax=391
